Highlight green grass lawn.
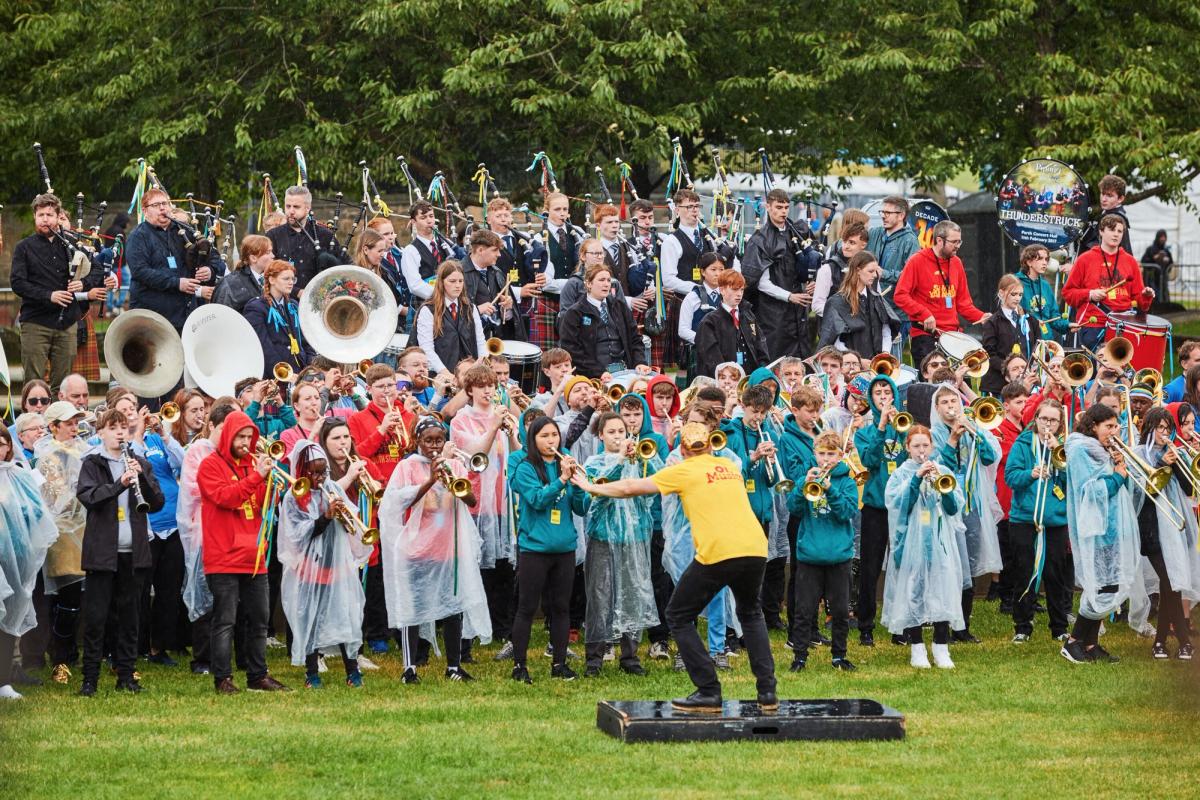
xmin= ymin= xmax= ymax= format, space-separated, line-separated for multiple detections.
xmin=2 ymin=601 xmax=1198 ymax=800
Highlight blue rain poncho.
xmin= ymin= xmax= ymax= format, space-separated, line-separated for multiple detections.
xmin=378 ymin=453 xmax=492 ymax=647
xmin=580 ymin=452 xmax=661 ymax=641
xmin=882 ymin=457 xmax=967 ymax=634
xmin=278 ymin=443 xmax=373 ymax=666
xmin=930 ymin=385 xmax=1003 ymax=578
xmin=1064 ymin=432 xmax=1142 ymax=620
xmin=0 ymin=462 xmax=58 ymax=636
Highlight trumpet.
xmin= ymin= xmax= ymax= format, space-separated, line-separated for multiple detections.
xmin=273 ymin=362 xmax=294 ymax=382
xmin=802 ymin=463 xmax=833 ymax=502
xmin=607 ymin=384 xmax=626 ymax=402
xmin=159 ymin=401 xmax=181 ymax=425
xmin=349 ymin=454 xmax=384 ymax=503
xmin=1133 ymin=368 xmax=1163 ymax=395
xmin=926 ymin=472 xmax=958 ymax=495
xmin=256 ymin=438 xmax=287 ymax=461
xmin=451 ymin=447 xmax=489 ymax=473
xmin=636 ymin=438 xmax=658 ymax=461
xmin=891 ymin=409 xmax=913 ymax=433
xmin=437 ymin=461 xmax=477 ymax=504
xmin=709 ymin=430 xmax=727 ymax=450
xmin=323 ymin=487 xmax=379 ymax=546
xmin=756 ymin=422 xmax=793 ymax=493
xmin=274 ymin=467 xmax=312 ymax=499
xmin=961 ymin=349 xmax=989 ymax=379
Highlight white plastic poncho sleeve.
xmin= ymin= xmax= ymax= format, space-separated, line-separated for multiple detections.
xmin=1136 ymin=442 xmax=1200 ymax=603
xmin=881 ymin=458 xmax=966 ymax=634
xmin=34 ymin=436 xmax=88 ymax=593
xmin=278 ymin=479 xmax=373 ymax=666
xmin=1065 ymin=432 xmax=1142 ymax=620
xmin=175 ymin=439 xmax=214 ymax=621
xmin=0 ymin=463 xmax=59 ymax=636
xmin=377 ymin=455 xmax=492 ymax=645
xmin=450 ymin=405 xmax=512 ymax=569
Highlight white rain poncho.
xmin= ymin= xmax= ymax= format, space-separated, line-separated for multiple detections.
xmin=449 ymin=404 xmax=513 ymax=569
xmin=881 ymin=457 xmax=967 ymax=634
xmin=1134 ymin=441 xmax=1200 ymax=603
xmin=0 ymin=462 xmax=59 ymax=636
xmin=661 ymin=447 xmax=743 ymax=640
xmin=1065 ymin=432 xmax=1142 ymax=620
xmin=34 ymin=436 xmax=88 ymax=593
xmin=930 ymin=385 xmax=1002 ymax=579
xmin=581 ymin=452 xmax=660 ymax=641
xmin=278 ymin=442 xmax=373 ymax=666
xmin=176 ymin=439 xmax=214 ymax=621
xmin=378 ymin=453 xmax=491 ymax=646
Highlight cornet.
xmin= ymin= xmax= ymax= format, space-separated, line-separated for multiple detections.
xmin=348 ymin=454 xmax=384 ymax=503
xmin=273 ymin=362 xmax=294 ymax=382
xmin=437 ymin=461 xmax=477 ymax=505
xmin=322 ymin=488 xmax=379 ymax=546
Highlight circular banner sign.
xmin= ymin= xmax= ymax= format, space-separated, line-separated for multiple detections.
xmin=908 ymin=200 xmax=949 ymax=249
xmin=997 ymin=158 xmax=1090 ymax=248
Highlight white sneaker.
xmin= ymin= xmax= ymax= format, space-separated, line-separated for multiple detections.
xmin=317 ymin=655 xmax=328 ymax=673
xmin=266 ymin=636 xmax=286 ymax=649
xmin=357 ymin=654 xmax=381 ymax=671
xmin=603 ymin=644 xmax=615 ymax=662
xmin=648 ymin=641 xmax=670 ymax=660
xmin=0 ymin=684 xmax=23 ymax=700
xmin=931 ymin=643 xmax=955 ymax=669
xmin=910 ymin=643 xmax=931 ymax=669
xmin=1098 ymin=621 xmax=1106 ymax=637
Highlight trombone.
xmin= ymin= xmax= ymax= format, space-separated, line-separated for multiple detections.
xmin=1107 ymin=436 xmax=1187 ymax=530
xmin=486 ymin=337 xmax=505 ymax=356
xmin=964 ymin=397 xmax=1003 ymax=430
xmin=1059 ymin=351 xmax=1095 ymax=388
xmin=870 ymin=353 xmax=900 ymax=377
xmin=322 ymin=487 xmax=379 ymax=546
xmin=1030 ymin=435 xmax=1066 ymax=533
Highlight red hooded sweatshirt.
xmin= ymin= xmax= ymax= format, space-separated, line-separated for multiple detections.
xmin=1060 ymin=245 xmax=1146 ymax=329
xmin=994 ymin=415 xmax=1023 ymax=516
xmin=198 ymin=410 xmax=269 ymax=574
xmin=644 ymin=374 xmax=680 ymax=439
xmin=894 ymin=247 xmax=985 ymax=339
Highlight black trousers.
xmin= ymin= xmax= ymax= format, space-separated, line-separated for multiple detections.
xmin=267 ymin=535 xmax=284 ymax=639
xmin=50 ymin=581 xmax=84 ymax=668
xmin=906 ymin=621 xmax=950 ymax=645
xmin=139 ymin=531 xmax=185 ymax=654
xmin=666 ymin=556 xmax=776 ymax=697
xmin=306 ymin=644 xmax=357 ymax=677
xmin=995 ymin=518 xmax=1013 ymax=601
xmin=208 ymin=573 xmax=269 ymax=684
xmin=958 ymin=587 xmax=975 ymax=633
xmin=362 ymin=561 xmax=389 ymax=642
xmin=785 ymin=516 xmax=801 ymax=638
xmin=792 ymin=560 xmax=851 ymax=660
xmin=481 ymin=559 xmax=515 ymax=642
xmin=569 ymin=564 xmax=587 ymax=630
xmin=1009 ymin=522 xmax=1072 ymax=637
xmin=402 ymin=614 xmax=463 ymax=669
xmin=909 ymin=333 xmax=937 ymax=369
xmin=19 ymin=571 xmax=49 ymax=670
xmin=81 ymin=555 xmax=147 ymax=683
xmin=647 ymin=529 xmax=673 ymax=645
xmin=191 ymin=611 xmax=212 ymax=669
xmin=585 ymin=633 xmax=640 ymax=670
xmin=511 ymin=550 xmax=574 ymax=667
xmin=0 ymin=632 xmax=16 ymax=686
xmin=1148 ymin=552 xmax=1192 ymax=648
xmin=856 ymin=506 xmax=889 ymax=635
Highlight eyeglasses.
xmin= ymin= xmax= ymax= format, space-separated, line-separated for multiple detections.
xmin=26 ymin=396 xmax=51 ymax=407
xmin=880 ymin=210 xmax=903 ymax=217
xmin=677 ymin=204 xmax=701 ymax=210
xmin=145 ymin=201 xmax=171 ymax=210
xmin=942 ymin=238 xmax=962 ymax=246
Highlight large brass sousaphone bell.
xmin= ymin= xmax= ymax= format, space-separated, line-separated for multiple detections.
xmin=103 ymin=309 xmax=184 ymax=398
xmin=299 ymin=265 xmax=398 ymax=364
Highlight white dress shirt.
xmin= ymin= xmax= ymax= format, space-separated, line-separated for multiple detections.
xmin=415 ymin=296 xmax=487 ymax=373
xmin=400 ymin=235 xmax=438 ymax=300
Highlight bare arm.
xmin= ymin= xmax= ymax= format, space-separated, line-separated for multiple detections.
xmin=573 ymin=474 xmax=660 ymax=498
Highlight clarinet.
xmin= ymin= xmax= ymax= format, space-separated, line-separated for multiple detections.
xmin=124 ymin=444 xmax=151 ymax=513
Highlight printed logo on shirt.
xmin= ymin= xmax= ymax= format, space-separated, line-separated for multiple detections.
xmin=930 ymin=284 xmax=957 ymax=300
xmin=705 ymin=463 xmax=742 ymax=485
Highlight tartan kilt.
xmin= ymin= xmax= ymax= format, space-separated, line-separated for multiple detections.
xmin=662 ymin=293 xmax=684 ymax=369
xmin=527 ymin=294 xmax=560 ymax=350
xmin=73 ymin=310 xmax=101 ymax=382
xmin=633 ymin=307 xmax=670 ymax=370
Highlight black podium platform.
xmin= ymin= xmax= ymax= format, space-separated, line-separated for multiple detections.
xmin=597 ymin=699 xmax=905 ymax=743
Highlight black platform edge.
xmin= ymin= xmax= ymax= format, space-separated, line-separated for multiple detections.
xmin=597 ymin=699 xmax=905 ymax=743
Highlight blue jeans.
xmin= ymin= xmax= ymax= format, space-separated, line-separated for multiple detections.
xmin=1075 ymin=326 xmax=1105 ymax=351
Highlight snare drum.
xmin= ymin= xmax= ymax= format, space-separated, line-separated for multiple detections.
xmin=1105 ymin=312 xmax=1170 ymax=374
xmin=936 ymin=331 xmax=984 ymax=363
xmin=376 ymin=333 xmax=409 ymax=368
xmin=503 ymin=340 xmax=543 ymax=395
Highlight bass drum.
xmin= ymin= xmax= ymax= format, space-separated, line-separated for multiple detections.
xmin=908 ymin=200 xmax=949 ymax=249
xmin=503 ymin=340 xmax=543 ymax=395
xmin=1105 ymin=312 xmax=1170 ymax=375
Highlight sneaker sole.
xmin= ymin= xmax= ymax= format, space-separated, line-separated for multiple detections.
xmin=1059 ymin=647 xmax=1087 ymax=664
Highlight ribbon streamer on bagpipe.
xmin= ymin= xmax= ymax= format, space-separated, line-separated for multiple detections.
xmin=128 ymin=159 xmax=149 ymax=224
xmin=471 ymin=163 xmax=499 ymax=218
xmin=360 ymin=161 xmax=392 ymax=217
xmin=257 ymin=173 xmax=281 ymax=231
xmin=664 ymin=137 xmax=684 ymax=199
xmin=295 ymin=146 xmax=309 ymax=188
xmin=525 ymin=151 xmax=559 ymax=194
xmin=615 ymin=158 xmax=639 ymax=219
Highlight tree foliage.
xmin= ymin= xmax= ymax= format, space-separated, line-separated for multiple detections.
xmin=2 ymin=0 xmax=1199 ymax=212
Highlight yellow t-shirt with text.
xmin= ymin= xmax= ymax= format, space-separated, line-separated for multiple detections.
xmin=651 ymin=453 xmax=767 ymax=565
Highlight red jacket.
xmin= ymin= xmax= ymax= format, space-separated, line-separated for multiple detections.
xmin=1021 ymin=385 xmax=1077 ymax=426
xmin=1061 ymin=246 xmax=1146 ymax=328
xmin=340 ymin=457 xmax=387 ymax=568
xmin=894 ymin=248 xmax=985 ymax=338
xmin=994 ymin=416 xmax=1023 ymax=516
xmin=348 ymin=401 xmax=415 ymax=484
xmin=198 ymin=411 xmax=269 ymax=575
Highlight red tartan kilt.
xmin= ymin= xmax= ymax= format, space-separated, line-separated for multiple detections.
xmin=526 ymin=295 xmax=560 ymax=350
xmin=72 ymin=310 xmax=101 ymax=382
xmin=633 ymin=307 xmax=670 ymax=370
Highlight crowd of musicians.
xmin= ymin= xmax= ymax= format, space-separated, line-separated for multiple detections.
xmin=2 ymin=170 xmax=1197 ymax=709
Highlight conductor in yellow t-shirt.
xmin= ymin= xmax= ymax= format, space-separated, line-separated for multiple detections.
xmin=574 ymin=423 xmax=778 ymax=713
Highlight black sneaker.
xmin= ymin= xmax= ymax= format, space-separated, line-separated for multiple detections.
xmin=401 ymin=667 xmax=420 ymax=684
xmin=190 ymin=662 xmax=211 ymax=675
xmin=511 ymin=665 xmax=533 ymax=684
xmin=859 ymin=632 xmax=875 ymax=648
xmin=12 ymin=665 xmax=42 ymax=687
xmin=1091 ymin=644 xmax=1120 ymax=663
xmin=115 ymin=677 xmax=144 ymax=693
xmin=583 ymin=665 xmax=602 ymax=678
xmin=1060 ymin=640 xmax=1093 ymax=664
xmin=670 ymin=690 xmax=723 ymax=713
xmin=551 ymin=663 xmax=577 ymax=681
xmin=789 ymin=658 xmax=807 ymax=672
xmin=951 ymin=631 xmax=981 ymax=644
xmin=445 ymin=666 xmax=475 ymax=682
xmin=1178 ymin=643 xmax=1194 ymax=661
xmin=757 ymin=691 xmax=779 ymax=712
xmin=1152 ymin=642 xmax=1170 ymax=660
xmin=146 ymin=652 xmax=177 ymax=667
xmin=891 ymin=634 xmax=908 ymax=646
xmin=620 ymin=663 xmax=647 ymax=676
xmin=986 ymin=581 xmax=1001 ymax=601
xmin=78 ymin=680 xmax=98 ymax=697
xmin=810 ymin=633 xmax=832 ymax=647
xmin=831 ymin=658 xmax=857 ymax=672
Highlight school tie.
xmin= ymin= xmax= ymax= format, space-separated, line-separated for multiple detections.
xmin=598 ymin=301 xmax=610 ymax=326
xmin=731 ymin=307 xmax=740 ymax=328
xmin=693 ymin=228 xmax=702 ymax=250
xmin=504 ymin=234 xmax=513 ymax=254
xmin=450 ymin=302 xmax=458 ymax=321
xmin=709 ymin=291 xmax=720 ymax=306
xmin=558 ymin=228 xmax=572 ymax=264
xmin=433 ymin=240 xmax=442 ymax=264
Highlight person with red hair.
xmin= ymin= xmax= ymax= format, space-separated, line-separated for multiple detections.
xmin=694 ymin=268 xmax=769 ymax=379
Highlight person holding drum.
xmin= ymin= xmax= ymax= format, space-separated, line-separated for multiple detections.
xmin=894 ymin=220 xmax=990 ymax=367
xmin=557 ymin=264 xmax=650 ymax=382
xmin=1061 ymin=213 xmax=1151 ymax=351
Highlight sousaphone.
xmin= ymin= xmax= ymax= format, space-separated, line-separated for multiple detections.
xmin=182 ymin=304 xmax=265 ymax=398
xmin=102 ymin=309 xmax=184 ymax=398
xmin=299 ymin=265 xmax=397 ymax=364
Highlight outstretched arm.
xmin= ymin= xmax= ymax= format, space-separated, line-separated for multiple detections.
xmin=573 ymin=474 xmax=659 ymax=498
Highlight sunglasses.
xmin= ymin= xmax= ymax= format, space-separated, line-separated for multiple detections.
xmin=27 ymin=397 xmax=51 ymax=406
xmin=395 ymin=380 xmax=412 ymax=392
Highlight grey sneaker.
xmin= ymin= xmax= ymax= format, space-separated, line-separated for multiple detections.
xmin=543 ymin=644 xmax=579 ymax=661
xmin=712 ymin=652 xmax=731 ymax=671
xmin=673 ymin=653 xmax=686 ymax=672
xmin=603 ymin=644 xmax=615 ymax=662
xmin=648 ymin=641 xmax=670 ymax=660
xmin=1012 ymin=633 xmax=1030 ymax=644
xmin=493 ymin=640 xmax=514 ymax=661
